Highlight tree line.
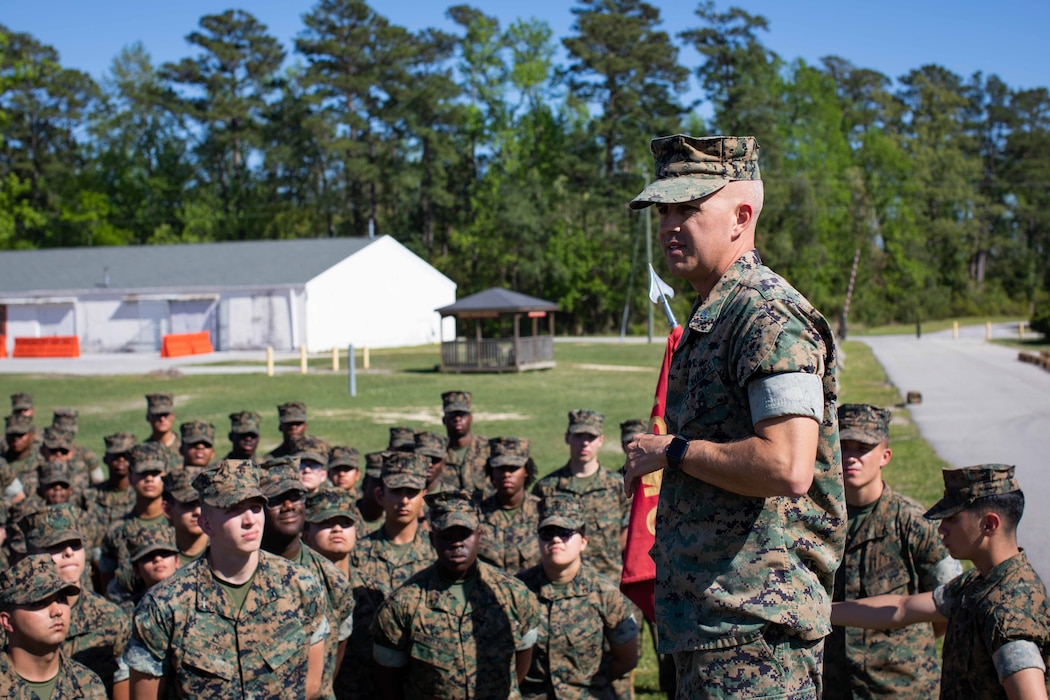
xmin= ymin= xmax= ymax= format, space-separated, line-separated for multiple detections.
xmin=2 ymin=0 xmax=1048 ymax=332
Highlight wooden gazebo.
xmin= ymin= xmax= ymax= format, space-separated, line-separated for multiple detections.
xmin=436 ymin=288 xmax=559 ymax=373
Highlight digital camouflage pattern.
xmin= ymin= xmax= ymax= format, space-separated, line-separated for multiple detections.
xmin=478 ymin=493 xmax=541 ymax=573
xmin=0 ymin=553 xmax=79 ymax=607
xmin=99 ymin=513 xmax=171 ymax=604
xmin=0 ymin=650 xmax=108 ymax=699
xmin=414 ymin=431 xmax=448 ymax=458
xmin=934 ymin=550 xmax=1050 ymax=699
xmin=229 ymin=410 xmax=262 ymax=435
xmin=126 ymin=549 xmax=329 ymax=698
xmin=837 ymin=404 xmax=891 ymax=445
xmin=344 ymin=527 xmax=434 ymax=697
xmin=328 ymin=445 xmax=360 ymax=470
xmin=64 ymin=587 xmax=132 ymax=693
xmin=533 ymin=465 xmax=629 ymax=582
xmin=387 ymin=427 xmax=416 ymax=452
xmin=925 ymin=463 xmax=1020 ymax=520
xmin=629 ymin=135 xmax=761 ymax=210
xmin=295 ymin=543 xmax=355 ymax=700
xmin=619 ymin=419 xmax=646 ymax=445
xmin=373 ymin=560 xmax=540 ymax=700
xmin=296 ymin=436 xmax=331 ymax=466
xmin=445 ymin=433 xmax=492 ymax=501
xmin=278 ymin=401 xmax=308 ymax=424
xmin=380 ymin=452 xmax=428 ymax=491
xmin=657 ymin=249 xmax=844 ymax=652
xmin=442 ymin=390 xmax=473 ymax=414
xmin=566 ymin=409 xmax=604 ymax=435
xmin=305 ymin=486 xmax=358 ymax=524
xmin=825 ymin=484 xmax=960 ymax=699
xmin=426 ymin=489 xmax=480 ymax=531
xmin=179 ymin=420 xmax=214 ymax=446
xmin=9 ymin=392 xmax=32 ymax=412
xmin=88 ymin=479 xmax=137 ymax=533
xmin=517 ymin=563 xmax=639 ymax=700
xmin=104 ymin=432 xmax=137 ymax=455
xmin=145 ymin=393 xmax=174 ymax=415
xmin=192 ymin=458 xmax=266 ymax=507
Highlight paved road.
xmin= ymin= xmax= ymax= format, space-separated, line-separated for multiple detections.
xmin=860 ymin=323 xmax=1050 ymax=582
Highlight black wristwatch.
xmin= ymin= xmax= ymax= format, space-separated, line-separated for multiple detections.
xmin=665 ymin=436 xmax=689 ymax=469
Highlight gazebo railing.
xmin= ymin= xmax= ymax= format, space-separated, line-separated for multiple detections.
xmin=515 ymin=336 xmax=553 ymax=363
xmin=440 ymin=336 xmax=553 ymax=370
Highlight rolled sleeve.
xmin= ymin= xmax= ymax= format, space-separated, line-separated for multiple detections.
xmin=747 ymin=372 xmax=823 ymax=425
xmin=123 ymin=639 xmax=164 ymax=678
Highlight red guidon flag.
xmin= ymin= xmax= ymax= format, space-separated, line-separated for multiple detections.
xmin=620 ymin=324 xmax=683 ymax=621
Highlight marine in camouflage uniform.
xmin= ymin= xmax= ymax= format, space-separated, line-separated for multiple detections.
xmin=0 ymin=393 xmax=41 ymax=456
xmin=224 ymin=410 xmax=262 ymax=461
xmin=88 ymin=432 xmax=138 ymax=534
xmin=107 ymin=525 xmax=180 ymax=615
xmin=18 ymin=504 xmax=131 ymax=695
xmin=1 ymin=415 xmax=40 ymax=492
xmin=125 ymin=458 xmax=330 ymax=699
xmin=373 ymin=489 xmax=540 ymax=700
xmin=259 ymin=459 xmax=354 ymax=700
xmin=0 ymin=555 xmax=108 ymax=700
xmin=327 ymin=445 xmax=362 ymax=493
xmin=415 ymin=430 xmax=456 ymax=494
xmin=98 ymin=443 xmax=171 ymax=597
xmin=176 ymin=419 xmax=217 ymax=478
xmin=20 ymin=427 xmax=92 ymax=499
xmin=533 ymin=410 xmax=630 ymax=584
xmin=442 ymin=391 xmax=492 ymax=500
xmin=517 ymin=495 xmax=639 ymax=700
xmin=19 ymin=460 xmax=103 ymax=557
xmin=51 ymin=409 xmax=105 ymax=485
xmin=624 ymin=134 xmax=844 ymax=699
xmin=142 ymin=393 xmax=181 ymax=473
xmin=344 ymin=452 xmax=433 ymax=699
xmin=825 ymin=404 xmax=960 ymax=700
xmin=265 ymin=401 xmax=310 ymax=459
xmin=478 ymin=437 xmax=541 ymax=573
xmin=356 ymin=451 xmax=386 ymax=535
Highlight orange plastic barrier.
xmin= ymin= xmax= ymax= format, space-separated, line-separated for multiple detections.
xmin=161 ymin=331 xmax=214 ymax=358
xmin=13 ymin=336 xmax=80 ymax=358
xmin=0 ymin=336 xmax=6 ymax=358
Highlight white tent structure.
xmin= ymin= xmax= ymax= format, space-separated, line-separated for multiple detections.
xmin=0 ymin=236 xmax=456 ymax=353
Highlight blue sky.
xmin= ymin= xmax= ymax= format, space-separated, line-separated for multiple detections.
xmin=6 ymin=0 xmax=1048 ymax=102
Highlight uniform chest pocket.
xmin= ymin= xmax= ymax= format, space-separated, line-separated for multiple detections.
xmin=259 ymin=626 xmax=304 ymax=672
xmin=181 ymin=637 xmax=236 ymax=680
xmin=864 ymin=563 xmax=911 ymax=596
xmin=410 ymin=633 xmax=458 ymax=671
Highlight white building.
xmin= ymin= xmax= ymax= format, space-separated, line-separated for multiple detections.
xmin=0 ymin=236 xmax=456 ymax=353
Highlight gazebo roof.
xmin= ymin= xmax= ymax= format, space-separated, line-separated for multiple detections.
xmin=436 ymin=288 xmax=558 ymax=316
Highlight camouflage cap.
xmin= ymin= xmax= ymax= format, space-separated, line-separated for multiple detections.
xmin=18 ymin=503 xmax=83 ymax=549
xmin=426 ymin=489 xmax=479 ymax=531
xmin=51 ymin=408 xmax=79 ymax=433
xmin=442 ymin=390 xmax=473 ymax=415
xmin=180 ymin=420 xmax=215 ymax=447
xmin=629 ymin=135 xmax=761 ymax=210
xmin=838 ymin=404 xmax=891 ymax=445
xmin=164 ymin=469 xmax=200 ymax=504
xmin=146 ymin=393 xmax=175 ymax=415
xmin=42 ymin=426 xmax=73 ymax=451
xmin=619 ymin=419 xmax=647 ymax=444
xmin=364 ymin=451 xmax=385 ymax=480
xmin=487 ymin=436 xmax=530 ymax=469
xmin=381 ymin=452 xmax=428 ymax=490
xmin=128 ymin=525 xmax=178 ymax=564
xmin=36 ymin=460 xmax=73 ymax=488
xmin=10 ymin=392 xmax=33 ymax=412
xmin=104 ymin=432 xmax=137 ymax=455
xmin=295 ymin=436 xmax=330 ymax=465
xmin=229 ymin=410 xmax=262 ymax=435
xmin=388 ymin=426 xmax=416 ymax=452
xmin=305 ymin=487 xmax=358 ymax=524
xmin=193 ymin=459 xmax=267 ymax=508
xmin=258 ymin=458 xmax=305 ymax=498
xmin=278 ymin=401 xmax=307 ymax=424
xmin=130 ymin=443 xmax=168 ymax=474
xmin=924 ymin=464 xmax=1021 ymax=520
xmin=414 ymin=431 xmax=448 ymax=459
xmin=0 ymin=554 xmax=80 ymax=609
xmin=328 ymin=445 xmax=360 ymax=470
xmin=538 ymin=493 xmax=585 ymax=531
xmin=567 ymin=409 xmax=604 ymax=436
xmin=5 ymin=413 xmax=33 ymax=435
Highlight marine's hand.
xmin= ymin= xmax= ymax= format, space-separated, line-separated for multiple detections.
xmin=622 ymin=433 xmax=673 ymax=497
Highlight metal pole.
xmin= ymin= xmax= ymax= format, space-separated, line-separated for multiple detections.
xmin=348 ymin=344 xmax=357 ymax=397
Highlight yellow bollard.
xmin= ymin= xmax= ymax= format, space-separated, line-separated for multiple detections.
xmin=1020 ymin=322 xmax=1025 ymax=340
xmin=332 ymin=346 xmax=339 ymax=372
xmin=953 ymin=321 xmax=959 ymax=339
xmin=363 ymin=346 xmax=370 ymax=370
xmin=986 ymin=321 xmax=992 ymax=341
xmin=266 ymin=347 xmax=274 ymax=377
xmin=300 ymin=345 xmax=308 ymax=375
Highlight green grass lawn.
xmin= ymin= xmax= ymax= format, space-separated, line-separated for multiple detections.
xmin=852 ymin=315 xmax=1029 ymax=337
xmin=1 ymin=338 xmax=946 ymax=699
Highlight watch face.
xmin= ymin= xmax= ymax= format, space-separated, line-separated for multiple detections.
xmin=666 ymin=437 xmax=688 ymax=463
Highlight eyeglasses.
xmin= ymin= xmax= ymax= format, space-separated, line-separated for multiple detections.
xmin=266 ymin=491 xmax=306 ymax=508
xmin=299 ymin=461 xmax=326 ymax=471
xmin=539 ymin=526 xmax=578 ymax=542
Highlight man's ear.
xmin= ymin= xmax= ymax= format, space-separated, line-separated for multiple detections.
xmin=982 ymin=511 xmax=1002 ymax=535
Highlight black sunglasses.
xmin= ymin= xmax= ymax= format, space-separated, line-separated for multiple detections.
xmin=539 ymin=526 xmax=578 ymax=542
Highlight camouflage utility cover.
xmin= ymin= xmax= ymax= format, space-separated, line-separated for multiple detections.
xmin=566 ymin=409 xmax=603 ymax=436
xmin=104 ymin=432 xmax=137 ymax=455
xmin=414 ymin=431 xmax=448 ymax=459
xmin=838 ymin=404 xmax=891 ymax=445
xmin=193 ymin=459 xmax=266 ymax=508
xmin=372 ymin=560 xmax=540 ymax=699
xmin=426 ymin=489 xmax=479 ymax=531
xmin=517 ymin=563 xmax=639 ymax=699
xmin=925 ymin=463 xmax=1020 ymax=520
xmin=145 ymin=393 xmax=174 ymax=415
xmin=656 ymin=249 xmax=844 ymax=652
xmin=229 ymin=410 xmax=262 ymax=435
xmin=935 ymin=550 xmax=1050 ymax=698
xmin=0 ymin=553 xmax=79 ymax=607
xmin=180 ymin=420 xmax=215 ymax=446
xmin=442 ymin=390 xmax=473 ymax=414
xmin=487 ymin=437 xmax=530 ymax=468
xmin=10 ymin=392 xmax=32 ymax=411
xmin=629 ymin=134 xmax=761 ymax=210
xmin=278 ymin=401 xmax=307 ymax=424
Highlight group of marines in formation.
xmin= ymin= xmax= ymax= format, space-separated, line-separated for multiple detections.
xmin=0 ymin=384 xmax=1047 ymax=698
